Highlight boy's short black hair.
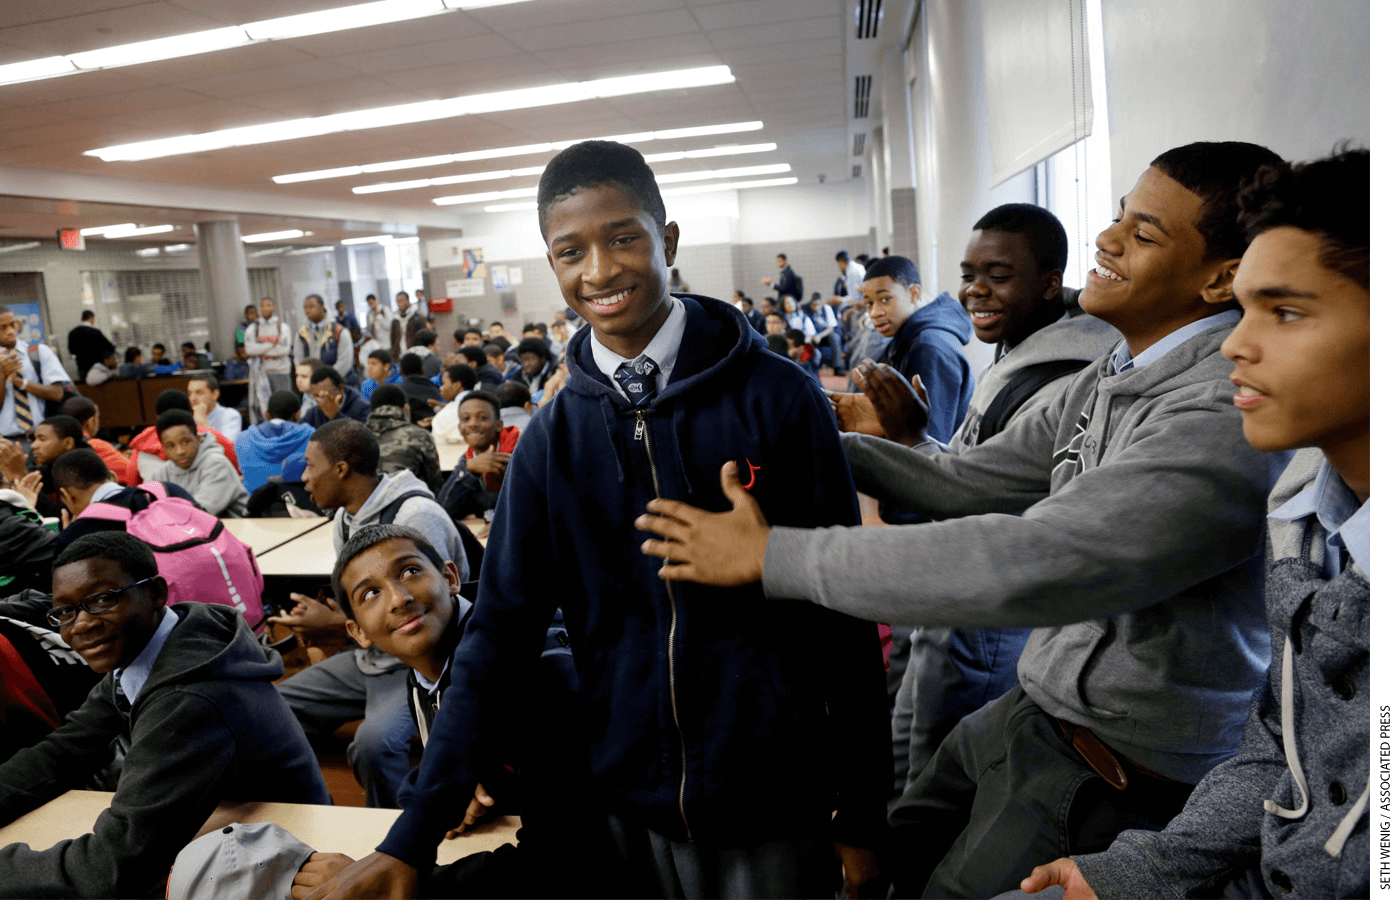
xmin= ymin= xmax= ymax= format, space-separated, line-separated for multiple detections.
xmin=310 ymin=420 xmax=379 ymax=476
xmin=537 ymin=140 xmax=666 ymax=236
xmin=453 ymin=328 xmax=468 ymax=343
xmin=863 ymin=255 xmax=922 ymax=289
xmin=414 ymin=329 xmax=437 ymax=348
xmin=332 ymin=523 xmax=445 ymax=619
xmin=460 ymin=390 xmax=501 ymax=417
xmin=82 ymin=310 xmax=95 ymax=321
xmin=765 ymin=333 xmax=789 ymax=355
xmin=60 ymin=396 xmax=97 ymax=423
xmin=494 ymin=381 xmax=530 ymax=410
xmin=155 ymin=389 xmax=193 ymax=414
xmin=155 ymin=409 xmax=198 ymax=438
xmin=445 ymin=363 xmax=476 ymax=391
xmin=267 ymin=390 xmax=301 ymax=421
xmin=187 ymin=372 xmax=219 ymax=394
xmin=53 ymin=448 xmax=111 ymax=490
xmin=367 ymin=349 xmax=391 ymax=365
xmin=39 ymin=415 xmax=84 ymax=444
xmin=311 ymin=365 xmax=343 ymax=388
xmin=1237 ymin=146 xmax=1368 ymax=288
xmin=305 ymin=293 xmax=326 ymax=309
xmin=54 ymin=531 xmax=158 ymax=580
xmin=783 ymin=328 xmax=805 ymax=344
xmin=461 ymin=346 xmax=487 ymax=366
xmin=152 ymin=343 xmax=166 ymax=352
xmin=483 ymin=343 xmax=505 ymax=359
xmin=399 ymin=353 xmax=423 ymax=376
xmin=835 ymin=250 xmax=850 ymax=262
xmin=124 ymin=347 xmax=141 ymax=363
xmin=369 ymin=383 xmax=408 ymax=410
xmin=972 ymin=203 xmax=1070 ymax=273
xmin=776 ymin=253 xmax=788 ymax=262
xmin=1149 ymin=141 xmax=1284 ymax=261
xmin=515 ymin=337 xmax=550 ymax=360
xmin=464 ymin=327 xmax=482 ymax=338
xmin=180 ymin=341 xmax=196 ymax=352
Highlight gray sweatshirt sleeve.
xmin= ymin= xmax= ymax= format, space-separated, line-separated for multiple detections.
xmin=764 ymin=401 xmax=1267 ymax=629
xmin=190 ymin=450 xmax=247 ymax=518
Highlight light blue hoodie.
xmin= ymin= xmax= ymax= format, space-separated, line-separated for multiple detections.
xmin=233 ymin=420 xmax=315 ymax=494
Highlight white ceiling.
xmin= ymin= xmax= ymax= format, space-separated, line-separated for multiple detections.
xmin=0 ymin=0 xmax=892 ymax=240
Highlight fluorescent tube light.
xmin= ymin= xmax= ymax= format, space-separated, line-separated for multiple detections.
xmin=432 ymin=187 xmax=538 ymax=206
xmin=353 ymin=164 xmax=547 ymax=194
xmin=102 ymin=224 xmax=177 ymax=237
xmin=284 ymin=246 xmax=337 ymax=256
xmin=0 ymin=57 xmax=77 ymax=85
xmin=79 ymin=223 xmax=135 ymax=236
xmin=341 ymin=235 xmax=396 ymax=244
xmin=135 ymin=247 xmax=162 ymax=257
xmin=654 ymin=163 xmax=791 ymax=185
xmin=0 ymin=242 xmax=42 ymax=254
xmin=69 ymin=27 xmax=251 ymax=70
xmin=164 ymin=244 xmax=193 ymax=252
xmin=243 ymin=229 xmax=307 ymax=242
xmin=482 ymin=202 xmax=538 ymax=212
xmin=244 ymin=0 xmax=444 ymax=40
xmin=479 ymin=176 xmax=799 ymax=211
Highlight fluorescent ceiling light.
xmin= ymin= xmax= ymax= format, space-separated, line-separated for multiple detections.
xmin=79 ymin=223 xmax=135 ymax=236
xmin=483 ymin=202 xmax=538 ymax=212
xmin=481 ymin=177 xmax=799 ymax=212
xmin=103 ymin=224 xmax=177 ymax=237
xmin=644 ymin=142 xmax=776 ymax=163
xmin=654 ymin=164 xmax=791 ymax=185
xmin=0 ymin=0 xmax=538 ymax=88
xmin=89 ymin=65 xmax=734 ymax=162
xmin=433 ymin=186 xmax=538 ymax=206
xmin=341 ymin=234 xmax=396 ymax=244
xmin=243 ymin=229 xmax=307 ymax=242
xmin=0 ymin=242 xmax=41 ymax=254
xmin=352 ymin=164 xmax=547 ymax=194
xmin=135 ymin=247 xmax=162 ymax=257
xmin=164 ymin=244 xmax=193 ymax=252
xmin=246 ymin=247 xmax=289 ymax=257
xmin=273 ymin=121 xmax=763 ymax=184
xmin=284 ymin=246 xmax=337 ymax=256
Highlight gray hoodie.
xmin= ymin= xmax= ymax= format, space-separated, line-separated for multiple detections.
xmin=1074 ymin=449 xmax=1369 ymax=899
xmin=766 ymin=321 xmax=1271 ymax=782
xmin=150 ymin=433 xmax=249 ymax=518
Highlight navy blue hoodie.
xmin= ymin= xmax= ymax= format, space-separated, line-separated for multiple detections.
xmin=381 ymin=295 xmax=890 ymax=866
xmin=877 ymin=291 xmax=975 ymax=441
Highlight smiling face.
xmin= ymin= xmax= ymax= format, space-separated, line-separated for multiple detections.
xmin=158 ymin=424 xmax=200 ymax=469
xmin=31 ymin=423 xmax=73 ymax=465
xmin=1079 ymin=166 xmax=1229 ymax=352
xmin=458 ymin=398 xmax=502 ymax=451
xmin=959 ymin=229 xmax=1063 ymax=347
xmin=862 ymin=275 xmax=921 ymax=338
xmin=1222 ymin=226 xmax=1369 ymax=457
xmin=52 ymin=557 xmax=164 ymax=674
xmin=342 ymin=538 xmax=460 ymax=678
xmin=544 ymin=183 xmax=679 ymax=361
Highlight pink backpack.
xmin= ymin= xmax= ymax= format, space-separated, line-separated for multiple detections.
xmin=76 ymin=483 xmax=265 ymax=632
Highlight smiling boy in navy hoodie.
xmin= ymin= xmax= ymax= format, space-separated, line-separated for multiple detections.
xmin=308 ymin=140 xmax=889 ymax=900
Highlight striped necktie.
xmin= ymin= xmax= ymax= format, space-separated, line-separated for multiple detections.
xmin=12 ymin=381 xmax=32 ymax=434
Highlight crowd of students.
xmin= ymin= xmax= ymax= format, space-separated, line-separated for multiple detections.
xmin=0 ymin=134 xmax=1370 ymax=900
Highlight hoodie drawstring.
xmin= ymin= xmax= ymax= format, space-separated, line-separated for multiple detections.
xmin=1262 ymin=635 xmax=1310 ymax=822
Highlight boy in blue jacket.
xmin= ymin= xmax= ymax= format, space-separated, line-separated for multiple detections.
xmin=308 ymin=140 xmax=889 ymax=899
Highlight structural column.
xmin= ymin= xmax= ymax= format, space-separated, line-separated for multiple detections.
xmin=195 ymin=219 xmax=253 ymax=360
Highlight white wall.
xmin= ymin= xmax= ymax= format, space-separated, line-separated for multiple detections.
xmin=1100 ymin=0 xmax=1368 ymax=202
xmin=734 ymin=181 xmax=871 ymax=245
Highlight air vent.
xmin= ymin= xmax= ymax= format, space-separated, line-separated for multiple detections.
xmin=852 ymin=164 xmax=863 ymax=179
xmin=852 ymin=133 xmax=866 ymax=157
xmin=855 ymin=0 xmax=882 ymax=39
xmin=853 ymin=75 xmax=872 ymax=118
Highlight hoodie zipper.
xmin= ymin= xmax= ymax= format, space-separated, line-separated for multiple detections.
xmin=635 ymin=408 xmax=692 ymax=839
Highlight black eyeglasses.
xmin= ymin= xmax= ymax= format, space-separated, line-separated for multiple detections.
xmin=46 ymin=577 xmax=157 ymax=628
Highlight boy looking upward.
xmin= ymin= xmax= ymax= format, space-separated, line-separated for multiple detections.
xmin=309 ymin=140 xmax=888 ymax=900
xmin=636 ymin=141 xmax=1283 ymax=897
xmin=0 ymin=532 xmax=328 ymax=897
xmin=1024 ymin=148 xmax=1370 ymax=900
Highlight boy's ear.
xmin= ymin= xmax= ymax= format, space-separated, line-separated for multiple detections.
xmin=148 ymin=575 xmax=169 ymax=607
xmin=907 ymin=283 xmax=922 ymax=304
xmin=1041 ymin=269 xmax=1065 ymax=301
xmin=662 ymin=221 xmax=680 ymax=266
xmin=441 ymin=560 xmax=461 ymax=595
xmin=1201 ymin=259 xmax=1240 ymax=307
xmin=345 ymin=618 xmax=375 ymax=651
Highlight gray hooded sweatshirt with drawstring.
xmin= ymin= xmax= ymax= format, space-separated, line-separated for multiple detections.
xmin=765 ymin=320 xmax=1272 ymax=783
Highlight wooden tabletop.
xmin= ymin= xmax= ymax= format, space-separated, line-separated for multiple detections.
xmin=0 ymin=789 xmax=518 ymax=866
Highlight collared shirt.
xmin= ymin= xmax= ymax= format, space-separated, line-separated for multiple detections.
xmin=0 ymin=339 xmax=70 ymax=435
xmin=1109 ymin=309 xmax=1241 ymax=374
xmin=114 ymin=607 xmax=178 ymax=706
xmin=1270 ymin=459 xmax=1370 ymax=579
xmin=207 ymin=404 xmax=243 ymax=440
xmin=590 ymin=296 xmax=687 ymax=400
xmin=411 ymin=595 xmax=472 ymax=693
xmin=90 ymin=480 xmax=124 ymax=505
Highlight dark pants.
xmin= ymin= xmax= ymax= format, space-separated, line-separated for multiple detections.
xmin=888 ymin=686 xmax=1194 ymax=899
xmin=815 ymin=331 xmax=845 ymax=373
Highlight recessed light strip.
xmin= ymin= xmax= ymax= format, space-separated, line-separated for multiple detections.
xmin=87 ymin=65 xmax=735 ymax=162
xmin=243 ymin=229 xmax=308 ymax=242
xmin=480 ymin=176 xmax=800 ymax=212
xmin=433 ymin=164 xmax=791 ymax=206
xmin=0 ymin=0 xmax=536 ymax=88
xmin=273 ymin=121 xmax=764 ymax=184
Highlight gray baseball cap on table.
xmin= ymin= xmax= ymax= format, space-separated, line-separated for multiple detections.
xmin=167 ymin=821 xmax=315 ymax=900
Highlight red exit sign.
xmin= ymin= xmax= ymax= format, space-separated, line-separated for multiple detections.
xmin=57 ymin=229 xmax=85 ymax=251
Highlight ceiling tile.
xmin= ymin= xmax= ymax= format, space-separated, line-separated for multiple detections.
xmin=0 ymin=2 xmax=231 ymax=56
xmin=506 ymin=9 xmax=699 ymax=53
xmin=174 ymin=58 xmax=355 ymax=98
xmin=707 ymin=15 xmax=841 ymax=50
xmin=278 ymin=11 xmax=492 ymax=59
xmin=691 ymin=0 xmax=842 ymax=31
xmin=332 ymin=32 xmax=523 ymax=76
xmin=0 ymin=1 xmax=151 ymax=30
xmin=470 ymin=0 xmax=684 ymax=32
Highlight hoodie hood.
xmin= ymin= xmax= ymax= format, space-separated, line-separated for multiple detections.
xmin=132 ymin=604 xmax=282 ymax=714
xmin=366 ymin=405 xmax=410 ymax=436
xmin=339 ymin=468 xmax=433 ymax=528
xmin=893 ymin=291 xmax=972 ymax=350
xmin=238 ymin=420 xmax=314 ymax=458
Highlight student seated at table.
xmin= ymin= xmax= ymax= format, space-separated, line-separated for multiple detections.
xmin=84 ymin=351 xmax=119 ymax=386
xmin=150 ymin=410 xmax=248 ymax=517
xmin=222 ymin=343 xmax=249 ymax=381
xmin=302 ymin=366 xmax=371 ymax=429
xmin=436 ymin=390 xmax=518 ymax=520
xmin=783 ymin=327 xmax=822 ymax=382
xmin=234 ymin=389 xmax=314 ymax=495
xmin=367 ymin=384 xmax=443 ymax=494
xmin=494 ymin=380 xmax=534 ymax=439
xmin=0 ymin=532 xmax=329 ymax=898
xmin=272 ymin=420 xmax=469 ymax=809
xmin=149 ymin=343 xmax=182 ymax=376
xmin=59 ymin=396 xmax=127 ymax=475
xmin=359 ymin=349 xmax=401 ymax=402
xmin=50 ymin=448 xmax=197 ymax=555
xmin=31 ymin=415 xmax=101 ymax=514
xmin=403 ymin=329 xmax=442 ymax=379
xmin=1020 ymin=147 xmax=1370 ymax=900
xmin=116 ymin=346 xmax=150 ymax=380
xmin=395 ymin=354 xmax=440 ymax=426
xmin=476 ymin=344 xmax=507 ymax=390
xmin=507 ymin=337 xmax=556 ymax=404
xmin=187 ymin=372 xmax=242 ymax=440
xmin=123 ymin=390 xmax=241 ymax=486
xmin=430 ymin=363 xmax=477 ymax=443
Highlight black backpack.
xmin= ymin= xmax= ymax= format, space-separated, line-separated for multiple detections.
xmin=976 ymin=359 xmax=1090 ymax=443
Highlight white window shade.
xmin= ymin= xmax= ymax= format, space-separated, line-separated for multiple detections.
xmin=981 ymin=0 xmax=1094 ymax=186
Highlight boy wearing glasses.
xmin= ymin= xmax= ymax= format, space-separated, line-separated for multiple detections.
xmin=0 ymin=532 xmax=329 ymax=898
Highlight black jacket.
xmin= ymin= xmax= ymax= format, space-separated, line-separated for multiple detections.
xmin=0 ymin=603 xmax=330 ymax=897
xmin=400 ymin=374 xmax=442 ymax=424
xmin=66 ymin=324 xmax=115 ymax=381
xmin=0 ymin=498 xmax=56 ymax=596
